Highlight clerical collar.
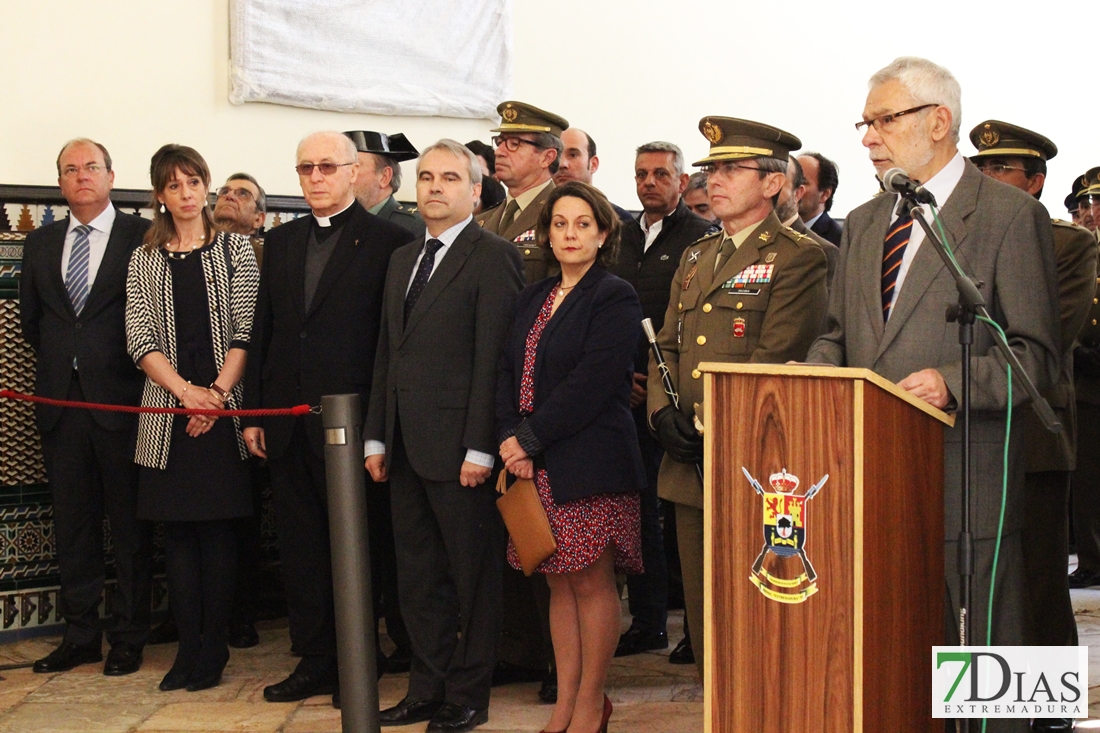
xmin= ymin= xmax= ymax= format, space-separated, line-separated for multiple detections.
xmin=312 ymin=201 xmax=355 ymax=228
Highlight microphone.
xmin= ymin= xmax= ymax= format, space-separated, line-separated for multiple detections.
xmin=882 ymin=168 xmax=937 ymax=206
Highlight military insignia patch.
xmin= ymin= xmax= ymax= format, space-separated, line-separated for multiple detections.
xmin=765 ymin=252 xmax=777 ymax=263
xmin=732 ymin=317 xmax=746 ymax=338
xmin=743 ymin=467 xmax=828 ymax=604
xmin=758 ymin=231 xmax=770 ymax=241
xmin=723 ymin=264 xmax=774 ymax=290
xmin=703 ymin=120 xmax=723 ymax=144
xmin=689 ymin=249 xmax=700 ymax=262
xmin=682 ymin=264 xmax=698 ymax=291
xmin=502 ymin=105 xmax=518 ymax=122
xmin=979 ymin=124 xmax=999 ymax=148
xmin=515 ymin=229 xmax=537 ymax=243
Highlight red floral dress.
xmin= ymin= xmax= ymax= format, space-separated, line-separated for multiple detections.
xmin=506 ymin=286 xmax=644 ymax=575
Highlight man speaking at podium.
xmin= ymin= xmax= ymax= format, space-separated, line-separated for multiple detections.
xmin=805 ymin=57 xmax=1059 ymax=732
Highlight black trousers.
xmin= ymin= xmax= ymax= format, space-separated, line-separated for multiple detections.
xmin=229 ymin=458 xmax=266 ymax=627
xmin=1072 ymin=401 xmax=1100 ymax=572
xmin=366 ymin=478 xmax=411 ymax=652
xmin=268 ymin=422 xmax=337 ymax=673
xmin=40 ymin=376 xmax=152 ymax=648
xmin=389 ymin=437 xmax=504 ymax=709
xmin=165 ymin=520 xmax=236 ymax=669
xmin=1021 ymin=470 xmax=1077 ymax=646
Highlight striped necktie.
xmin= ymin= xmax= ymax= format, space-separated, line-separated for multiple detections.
xmin=66 ymin=224 xmax=92 ymax=316
xmin=881 ymin=210 xmax=913 ymax=321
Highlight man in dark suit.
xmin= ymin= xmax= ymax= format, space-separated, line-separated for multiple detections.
xmin=552 ymin=127 xmax=634 ymax=223
xmin=609 ymin=141 xmax=715 ymax=662
xmin=242 ymin=131 xmax=409 ymax=704
xmin=345 ymin=130 xmax=425 ymax=239
xmin=365 ymin=139 xmax=524 ymax=732
xmin=19 ymin=138 xmax=152 ymax=676
xmin=777 ymin=155 xmax=838 ymax=289
xmin=805 ymin=58 xmax=1059 ymax=733
xmin=476 ymin=101 xmax=568 ymax=283
xmin=797 ymin=152 xmax=843 ymax=246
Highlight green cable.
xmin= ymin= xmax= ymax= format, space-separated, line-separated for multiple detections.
xmin=929 ymin=206 xmax=1013 ymax=733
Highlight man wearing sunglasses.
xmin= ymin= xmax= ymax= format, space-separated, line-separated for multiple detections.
xmin=242 ymin=131 xmax=409 ymax=706
xmin=971 ymin=121 xmax=1097 ymax=733
xmin=476 ymin=101 xmax=567 ymax=284
xmin=807 ymin=60 xmax=1059 ymax=733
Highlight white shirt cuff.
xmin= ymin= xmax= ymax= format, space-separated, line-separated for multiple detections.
xmin=364 ymin=440 xmax=386 ymax=459
xmin=464 ymin=449 xmax=496 ymax=468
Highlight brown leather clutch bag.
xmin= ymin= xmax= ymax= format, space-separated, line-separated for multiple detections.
xmin=495 ymin=468 xmax=557 ymax=576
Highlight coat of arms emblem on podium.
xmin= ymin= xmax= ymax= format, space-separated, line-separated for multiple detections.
xmin=742 ymin=467 xmax=828 ymax=604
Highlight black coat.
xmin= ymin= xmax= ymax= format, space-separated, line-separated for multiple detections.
xmin=497 ymin=266 xmax=646 ymax=504
xmin=19 ymin=209 xmax=150 ymax=432
xmin=809 ymin=210 xmax=843 ymax=246
xmin=364 ymin=220 xmax=525 ymax=482
xmin=242 ymin=202 xmax=408 ymax=459
xmin=610 ymin=200 xmax=716 ymax=371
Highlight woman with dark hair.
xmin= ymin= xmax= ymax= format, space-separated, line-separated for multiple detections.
xmin=125 ymin=144 xmax=259 ymax=691
xmin=497 ymin=181 xmax=645 ymax=733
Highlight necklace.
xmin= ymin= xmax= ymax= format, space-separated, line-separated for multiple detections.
xmin=166 ymin=236 xmax=205 ymax=259
xmin=557 ymin=284 xmax=576 ymax=292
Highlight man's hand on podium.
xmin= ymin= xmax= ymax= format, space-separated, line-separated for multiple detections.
xmin=898 ymin=368 xmax=952 ymax=409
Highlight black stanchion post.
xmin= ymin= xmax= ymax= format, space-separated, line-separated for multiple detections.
xmin=322 ymin=394 xmax=380 ymax=733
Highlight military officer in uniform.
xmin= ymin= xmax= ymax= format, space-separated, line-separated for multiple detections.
xmin=1071 ymin=167 xmax=1100 ymax=598
xmin=1076 ymin=167 xmax=1100 ymax=233
xmin=968 ymin=123 xmax=1097 ymax=680
xmin=647 ymin=117 xmax=829 ymax=677
xmin=344 ymin=130 xmax=425 ymax=239
xmin=477 ymin=101 xmax=566 ymax=284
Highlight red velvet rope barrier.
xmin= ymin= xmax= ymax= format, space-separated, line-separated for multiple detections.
xmin=0 ymin=389 xmax=315 ymax=417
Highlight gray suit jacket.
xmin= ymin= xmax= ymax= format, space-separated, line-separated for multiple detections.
xmin=364 ymin=220 xmax=525 ymax=482
xmin=806 ymin=160 xmax=1060 ymax=540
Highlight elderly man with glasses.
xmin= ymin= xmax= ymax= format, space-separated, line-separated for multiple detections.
xmin=476 ymin=101 xmax=567 ymax=284
xmin=240 ymin=131 xmax=409 ymax=705
xmin=806 ymin=59 xmax=1060 ymax=733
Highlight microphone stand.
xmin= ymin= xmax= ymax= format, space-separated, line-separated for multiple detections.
xmin=899 ymin=193 xmax=1061 ymax=651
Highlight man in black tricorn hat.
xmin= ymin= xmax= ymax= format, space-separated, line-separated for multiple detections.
xmin=344 ymin=130 xmax=425 ymax=238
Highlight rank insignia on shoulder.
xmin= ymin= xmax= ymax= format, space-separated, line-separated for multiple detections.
xmin=689 ymin=250 xmax=700 ymax=262
xmin=723 ymin=263 xmax=774 ymax=289
xmin=733 ymin=317 xmax=746 ymax=338
xmin=765 ymin=252 xmax=777 ymax=263
xmin=515 ymin=229 xmax=537 ymax=243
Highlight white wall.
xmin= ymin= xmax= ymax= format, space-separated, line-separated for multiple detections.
xmin=2 ymin=0 xmax=1097 ymax=219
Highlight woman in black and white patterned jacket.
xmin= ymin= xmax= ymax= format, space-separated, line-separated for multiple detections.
xmin=125 ymin=144 xmax=259 ymax=693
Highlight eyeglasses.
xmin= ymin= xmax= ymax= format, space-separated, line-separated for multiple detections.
xmin=1080 ymin=195 xmax=1100 ymax=208
xmin=854 ymin=103 xmax=939 ymax=133
xmin=701 ymin=161 xmax=765 ymax=176
xmin=975 ymin=163 xmax=1027 ymax=176
xmin=492 ymin=135 xmax=542 ymax=153
xmin=294 ymin=162 xmax=355 ymax=176
xmin=60 ymin=163 xmax=106 ymax=178
xmin=216 ymin=186 xmax=256 ymax=201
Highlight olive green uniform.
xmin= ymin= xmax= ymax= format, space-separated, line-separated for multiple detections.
xmin=647 ymin=209 xmax=828 ymax=674
xmin=1071 ymin=230 xmax=1100 ymax=580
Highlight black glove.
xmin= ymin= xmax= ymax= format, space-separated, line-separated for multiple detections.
xmin=1075 ymin=345 xmax=1100 ymax=380
xmin=652 ymin=405 xmax=703 ymax=464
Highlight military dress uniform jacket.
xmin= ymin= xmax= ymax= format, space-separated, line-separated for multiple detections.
xmin=1074 ymin=229 xmax=1100 ymax=406
xmin=376 ymin=195 xmax=425 ymax=240
xmin=1025 ymin=220 xmax=1097 ymax=473
xmin=647 ymin=210 xmax=829 ymax=508
xmin=476 ymin=180 xmax=558 ymax=283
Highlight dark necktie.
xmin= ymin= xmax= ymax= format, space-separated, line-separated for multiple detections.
xmin=881 ymin=209 xmax=913 ymax=321
xmin=404 ymin=238 xmax=445 ymax=326
xmin=499 ymin=198 xmax=520 ymax=232
xmin=67 ymin=224 xmax=92 ymax=316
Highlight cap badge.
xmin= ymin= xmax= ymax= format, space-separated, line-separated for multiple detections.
xmin=502 ymin=105 xmax=518 ymax=123
xmin=979 ymin=125 xmax=999 ymax=149
xmin=703 ymin=121 xmax=723 ymax=145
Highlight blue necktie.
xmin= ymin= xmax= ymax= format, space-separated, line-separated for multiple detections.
xmin=67 ymin=224 xmax=92 ymax=316
xmin=881 ymin=210 xmax=913 ymax=321
xmin=404 ymin=238 xmax=444 ymax=326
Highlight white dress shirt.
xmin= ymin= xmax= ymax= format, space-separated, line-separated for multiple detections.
xmin=62 ymin=205 xmax=116 ymax=293
xmin=638 ymin=212 xmax=665 ymax=252
xmin=887 ymin=152 xmax=966 ymax=315
xmin=803 ymin=211 xmax=823 ymax=230
xmin=365 ymin=215 xmax=495 ymax=469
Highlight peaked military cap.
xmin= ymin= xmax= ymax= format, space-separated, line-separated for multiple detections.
xmin=1079 ymin=167 xmax=1100 ymax=198
xmin=968 ymin=120 xmax=1057 ymax=161
xmin=490 ymin=101 xmax=568 ymax=138
xmin=693 ymin=117 xmax=801 ymax=167
xmin=343 ymin=131 xmax=419 ymax=162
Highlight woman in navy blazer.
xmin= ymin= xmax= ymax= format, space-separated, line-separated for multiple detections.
xmin=497 ymin=182 xmax=645 ymax=733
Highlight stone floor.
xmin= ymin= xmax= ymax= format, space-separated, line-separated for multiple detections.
xmin=1 ymin=589 xmax=1099 ymax=732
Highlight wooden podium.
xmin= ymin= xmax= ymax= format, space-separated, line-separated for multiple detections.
xmin=698 ymin=363 xmax=953 ymax=733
